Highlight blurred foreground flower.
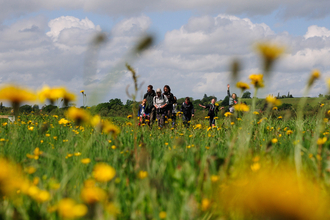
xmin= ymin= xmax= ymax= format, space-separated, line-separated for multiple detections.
xmin=0 ymin=85 xmax=36 ymax=117
xmin=218 ymin=164 xmax=329 ymax=219
xmin=307 ymin=69 xmax=320 ymax=88
xmin=236 ymin=82 xmax=250 ymax=91
xmin=38 ymin=86 xmax=76 ymax=106
xmin=256 ymin=42 xmax=285 ymax=73
xmin=234 ymin=104 xmax=249 ymax=112
xmin=66 ymin=107 xmax=91 ymax=125
xmin=57 ymin=198 xmax=87 ymax=219
xmin=265 ymin=95 xmax=281 ymax=106
xmin=249 ymin=74 xmax=264 ymax=88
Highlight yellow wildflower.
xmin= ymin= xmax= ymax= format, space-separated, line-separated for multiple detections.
xmin=251 ymin=163 xmax=261 ymax=172
xmin=307 ymin=69 xmax=320 ymax=87
xmin=236 ymin=81 xmax=250 ymax=91
xmin=224 ymin=112 xmax=232 ymax=117
xmin=81 ymin=158 xmax=91 ymax=164
xmin=93 ymin=163 xmax=116 ymax=182
xmin=159 ymin=211 xmax=167 ymax=219
xmin=249 ymin=74 xmax=264 ymax=88
xmin=81 ymin=186 xmax=106 ymax=204
xmin=286 ymin=130 xmax=293 ymax=135
xmin=234 ymin=104 xmax=250 ymax=112
xmin=253 ymin=111 xmax=259 ymax=115
xmin=271 ymin=138 xmax=278 ymax=144
xmin=57 ymin=198 xmax=87 ymax=219
xmin=265 ymin=95 xmax=281 ymax=106
xmin=317 ymin=137 xmax=327 ymax=145
xmin=201 ymin=198 xmax=211 ymax=211
xmin=65 ymin=107 xmax=91 ymax=125
xmin=211 ymin=175 xmax=219 ymax=182
xmin=138 ymin=170 xmax=148 ymax=179
xmin=255 ymin=42 xmax=285 ymax=72
xmin=0 ymin=85 xmax=36 ymax=105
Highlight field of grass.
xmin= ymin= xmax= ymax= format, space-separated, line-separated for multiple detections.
xmin=1 ymin=101 xmax=330 ymax=219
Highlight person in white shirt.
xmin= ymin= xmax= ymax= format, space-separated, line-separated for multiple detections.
xmin=153 ymin=88 xmax=168 ymax=127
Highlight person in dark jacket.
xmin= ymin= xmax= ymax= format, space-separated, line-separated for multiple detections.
xmin=227 ymin=84 xmax=237 ymax=113
xmin=163 ymin=85 xmax=175 ymax=122
xmin=180 ymin=97 xmax=194 ymax=127
xmin=143 ymin=85 xmax=156 ymax=126
xmin=199 ymin=99 xmax=219 ymax=127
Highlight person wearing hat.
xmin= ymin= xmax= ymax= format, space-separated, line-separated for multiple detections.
xmin=153 ymin=88 xmax=168 ymax=127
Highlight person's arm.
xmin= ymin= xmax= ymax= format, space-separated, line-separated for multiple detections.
xmin=191 ymin=104 xmax=195 ymax=117
xmin=153 ymin=97 xmax=158 ymax=109
xmin=199 ymin=103 xmax=206 ymax=109
xmin=161 ymin=95 xmax=168 ymax=108
xmin=227 ymin=84 xmax=231 ymax=97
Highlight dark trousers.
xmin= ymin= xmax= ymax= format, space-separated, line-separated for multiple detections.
xmin=183 ymin=114 xmax=192 ymax=127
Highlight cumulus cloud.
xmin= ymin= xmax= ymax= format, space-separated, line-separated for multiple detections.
xmin=0 ymin=13 xmax=329 ymax=106
xmin=304 ymin=25 xmax=330 ymax=39
xmin=46 ymin=16 xmax=101 ymax=41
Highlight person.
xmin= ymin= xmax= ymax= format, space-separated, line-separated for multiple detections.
xmin=163 ymin=85 xmax=175 ymax=122
xmin=153 ymin=88 xmax=168 ymax=128
xmin=143 ymin=85 xmax=156 ymax=126
xmin=227 ymin=84 xmax=238 ymax=113
xmin=199 ymin=99 xmax=218 ymax=127
xmin=172 ymin=96 xmax=178 ymax=127
xmin=181 ymin=97 xmax=194 ymax=127
xmin=137 ymin=99 xmax=149 ymax=126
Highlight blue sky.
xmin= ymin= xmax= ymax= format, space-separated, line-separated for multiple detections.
xmin=1 ymin=1 xmax=330 ymax=106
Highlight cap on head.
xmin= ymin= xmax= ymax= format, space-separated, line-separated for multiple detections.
xmin=156 ymin=88 xmax=161 ymax=93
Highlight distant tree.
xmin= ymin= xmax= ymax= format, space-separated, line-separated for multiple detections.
xmin=125 ymin=99 xmax=134 ymax=107
xmin=19 ymin=105 xmax=33 ymax=113
xmin=109 ymin=98 xmax=123 ymax=108
xmin=221 ymin=96 xmax=229 ymax=106
xmin=32 ymin=104 xmax=40 ymax=111
xmin=42 ymin=105 xmax=57 ymax=113
xmin=277 ymin=93 xmax=280 ymax=99
xmin=242 ymin=91 xmax=252 ymax=99
xmin=319 ymin=94 xmax=324 ymax=98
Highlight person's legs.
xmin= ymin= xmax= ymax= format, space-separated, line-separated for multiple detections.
xmin=209 ymin=116 xmax=214 ymax=127
xmin=149 ymin=107 xmax=156 ymax=126
xmin=172 ymin=114 xmax=176 ymax=127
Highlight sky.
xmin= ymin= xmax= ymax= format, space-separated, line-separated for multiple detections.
xmin=1 ymin=0 xmax=330 ymax=106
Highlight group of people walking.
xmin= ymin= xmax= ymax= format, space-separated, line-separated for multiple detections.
xmin=137 ymin=84 xmax=238 ymax=128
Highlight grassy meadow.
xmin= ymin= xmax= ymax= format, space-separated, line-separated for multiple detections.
xmin=1 ymin=100 xmax=330 ymax=219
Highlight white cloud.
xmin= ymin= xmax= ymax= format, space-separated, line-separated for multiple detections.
xmin=304 ymin=25 xmax=330 ymax=39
